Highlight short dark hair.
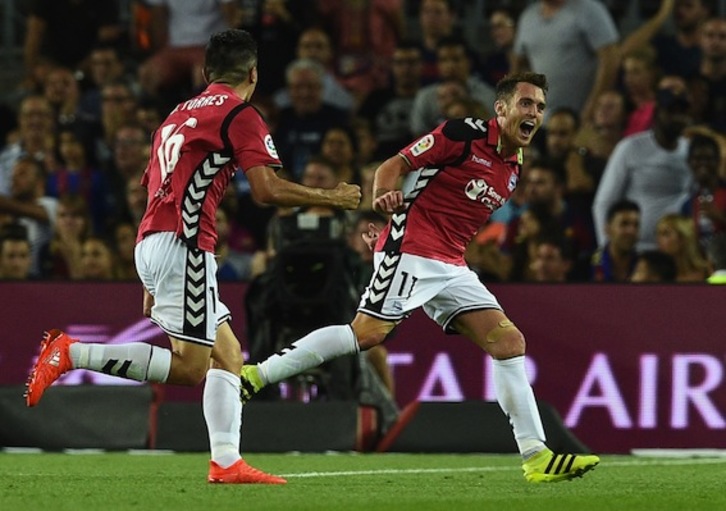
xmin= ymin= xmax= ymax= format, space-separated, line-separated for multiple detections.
xmin=688 ymin=134 xmax=721 ymax=160
xmin=496 ymin=72 xmax=548 ymax=102
xmin=528 ymin=157 xmax=566 ymax=185
xmin=548 ymin=106 xmax=580 ymax=131
xmin=534 ymin=231 xmax=573 ymax=261
xmin=204 ymin=29 xmax=258 ymax=85
xmin=14 ymin=155 xmax=45 ymax=180
xmin=637 ymin=250 xmax=677 ymax=282
xmin=0 ymin=222 xmax=30 ymax=253
xmin=606 ymin=199 xmax=640 ymax=223
xmin=436 ymin=35 xmax=470 ymax=54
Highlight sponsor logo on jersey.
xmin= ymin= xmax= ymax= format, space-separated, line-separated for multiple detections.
xmin=471 ymin=154 xmax=492 ymax=167
xmin=410 ymin=134 xmax=434 ymax=156
xmin=264 ymin=134 xmax=279 ymax=159
xmin=464 ymin=178 xmax=506 ymax=211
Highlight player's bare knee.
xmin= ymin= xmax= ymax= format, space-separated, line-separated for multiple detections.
xmin=485 ymin=320 xmax=526 ymax=359
xmin=171 ymin=362 xmax=208 ymax=386
xmin=351 ymin=319 xmax=393 ymax=351
xmin=211 ymin=348 xmax=243 ymax=373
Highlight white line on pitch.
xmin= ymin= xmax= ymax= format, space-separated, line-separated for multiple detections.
xmin=281 ymin=457 xmax=726 ymax=478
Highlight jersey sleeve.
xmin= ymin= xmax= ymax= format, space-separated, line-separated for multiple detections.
xmin=399 ymin=119 xmax=483 ymax=170
xmin=227 ymin=107 xmax=283 ymax=173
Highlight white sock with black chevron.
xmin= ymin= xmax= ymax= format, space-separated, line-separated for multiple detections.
xmin=492 ymin=356 xmax=547 ymax=459
xmin=258 ymin=325 xmax=359 ymax=385
xmin=70 ymin=343 xmax=171 ymax=382
xmin=203 ymin=368 xmax=242 ymax=469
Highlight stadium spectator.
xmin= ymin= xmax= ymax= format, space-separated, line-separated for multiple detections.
xmin=78 ymin=44 xmax=134 ymax=124
xmin=0 ymin=95 xmax=55 ymax=197
xmin=25 ymin=29 xmax=360 ymax=486
xmin=40 ymin=194 xmax=91 ymax=279
xmin=244 ymin=0 xmax=316 ymax=96
xmin=503 ymin=158 xmax=595 ymax=281
xmin=506 ymin=204 xmax=565 ymax=282
xmin=0 ymin=156 xmax=58 ymax=277
xmin=47 ymin=129 xmax=108 ymax=234
xmin=410 ymin=36 xmax=496 ymax=136
xmin=443 ymin=96 xmax=487 ymax=121
xmin=512 ymin=0 xmax=620 ymax=122
xmin=42 ymin=66 xmax=85 ymax=132
xmin=529 ymin=233 xmax=573 ymax=282
xmin=683 ymin=133 xmax=726 ymax=249
xmin=135 ymin=98 xmax=166 ymax=135
xmin=591 ymin=199 xmax=641 ymax=282
xmin=104 ymin=124 xmax=149 ymax=224
xmin=273 ymin=58 xmax=350 ymax=179
xmin=319 ymin=126 xmax=358 ymax=184
xmin=237 ymin=72 xmax=600 ymax=483
xmin=572 ymin=89 xmax=627 ymax=165
xmin=655 ymin=213 xmax=712 ymax=281
xmin=620 ymin=0 xmax=711 ymax=80
xmin=317 ymin=0 xmax=405 ymax=101
xmin=112 ymin=220 xmax=138 ymax=280
xmin=350 ymin=117 xmax=378 ymax=170
xmin=358 ymin=40 xmax=422 ymax=159
xmin=22 ymin=0 xmax=122 ymax=77
xmin=543 ymin=107 xmax=579 ymax=162
xmin=76 ymin=235 xmax=120 ymax=280
xmin=137 ymin=0 xmax=240 ymax=102
xmin=119 ymin=171 xmax=148 ymax=229
xmin=0 ymin=223 xmax=33 ymax=280
xmin=593 ymin=77 xmax=694 ymax=250
xmin=272 ymin=26 xmax=355 ymax=113
xmin=479 ymin=8 xmax=517 ymax=87
xmin=415 ymin=0 xmax=456 ymax=85
xmin=620 ymin=46 xmax=660 ymax=137
xmin=696 ymin=16 xmax=726 ymax=132
xmin=567 ymin=90 xmax=626 ymax=195
xmin=629 ymin=249 xmax=678 ymax=282
xmin=94 ymin=81 xmax=139 ymax=167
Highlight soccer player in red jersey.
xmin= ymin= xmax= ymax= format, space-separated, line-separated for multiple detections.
xmin=240 ymin=71 xmax=600 ymax=482
xmin=25 ymin=29 xmax=360 ymax=484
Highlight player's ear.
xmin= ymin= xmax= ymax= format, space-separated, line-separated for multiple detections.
xmin=494 ymin=99 xmax=505 ymax=117
xmin=249 ymin=66 xmax=258 ymax=85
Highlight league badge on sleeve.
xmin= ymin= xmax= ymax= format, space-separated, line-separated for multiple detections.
xmin=410 ymin=134 xmax=435 ymax=156
xmin=264 ymin=134 xmax=279 ymax=159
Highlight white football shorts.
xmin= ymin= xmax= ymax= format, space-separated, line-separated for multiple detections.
xmin=135 ymin=232 xmax=230 ymax=346
xmin=359 ymin=252 xmax=502 ymax=332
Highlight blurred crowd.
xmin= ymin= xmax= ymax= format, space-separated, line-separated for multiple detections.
xmin=1 ymin=0 xmax=725 ymax=285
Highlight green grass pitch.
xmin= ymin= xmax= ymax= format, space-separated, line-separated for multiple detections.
xmin=2 ymin=452 xmax=725 ymax=511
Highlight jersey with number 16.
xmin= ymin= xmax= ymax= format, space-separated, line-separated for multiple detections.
xmin=136 ymin=82 xmax=282 ymax=252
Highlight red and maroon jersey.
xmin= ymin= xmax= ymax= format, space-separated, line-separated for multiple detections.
xmin=375 ymin=117 xmax=522 ymax=265
xmin=137 ymin=83 xmax=281 ymax=252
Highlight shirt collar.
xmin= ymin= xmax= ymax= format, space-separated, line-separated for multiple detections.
xmin=488 ymin=118 xmax=523 ymax=164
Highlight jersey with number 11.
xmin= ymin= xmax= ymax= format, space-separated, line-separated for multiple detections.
xmin=137 ymin=83 xmax=282 ymax=252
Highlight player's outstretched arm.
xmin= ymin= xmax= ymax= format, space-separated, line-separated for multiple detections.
xmin=372 ymin=155 xmax=409 ymax=215
xmin=246 ymin=165 xmax=361 ymax=210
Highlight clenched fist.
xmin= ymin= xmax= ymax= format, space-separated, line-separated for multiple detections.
xmin=332 ymin=182 xmax=362 ymax=210
xmin=373 ymin=190 xmax=405 ymax=215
